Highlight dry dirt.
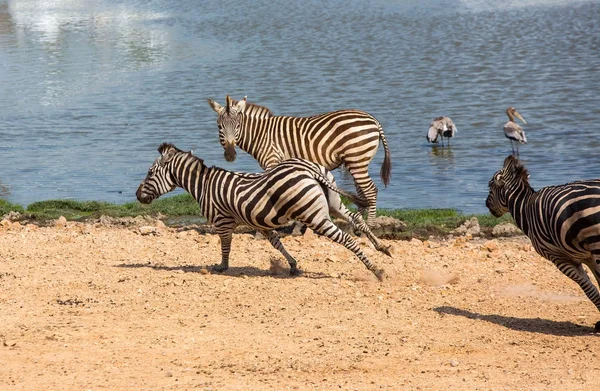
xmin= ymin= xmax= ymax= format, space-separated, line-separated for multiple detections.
xmin=1 ymin=217 xmax=599 ymax=390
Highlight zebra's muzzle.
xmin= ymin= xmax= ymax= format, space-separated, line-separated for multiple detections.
xmin=136 ymin=184 xmax=153 ymax=204
xmin=224 ymin=142 xmax=237 ymax=162
xmin=485 ymin=196 xmax=503 ymax=217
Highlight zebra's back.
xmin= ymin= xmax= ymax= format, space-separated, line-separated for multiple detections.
xmin=528 ymin=180 xmax=600 ymax=257
xmin=267 ymin=109 xmax=382 ymax=170
xmin=203 ymin=161 xmax=330 ymax=229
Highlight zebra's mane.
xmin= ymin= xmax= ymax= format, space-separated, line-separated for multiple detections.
xmin=503 ymin=155 xmax=530 ymax=184
xmin=158 ymin=143 xmax=205 ymax=166
xmin=233 ymin=99 xmax=274 ymax=118
xmin=158 ymin=142 xmax=182 ymax=154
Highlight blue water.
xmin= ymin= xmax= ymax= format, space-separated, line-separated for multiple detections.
xmin=0 ymin=0 xmax=599 ymax=213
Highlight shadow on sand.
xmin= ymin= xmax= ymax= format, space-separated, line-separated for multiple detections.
xmin=115 ymin=262 xmax=330 ymax=279
xmin=434 ymin=306 xmax=598 ymax=337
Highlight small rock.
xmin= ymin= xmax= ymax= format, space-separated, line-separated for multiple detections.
xmin=367 ymin=216 xmax=408 ymax=235
xmin=138 ymin=226 xmax=159 ymax=236
xmin=254 ymin=231 xmax=265 ymax=240
xmin=3 ymin=339 xmax=17 ymax=347
xmin=409 ymin=238 xmax=423 ymax=246
xmin=483 ymin=240 xmax=499 ymax=252
xmin=3 ymin=211 xmax=22 ymax=221
xmin=450 ymin=359 xmax=459 ymax=367
xmin=492 ymin=223 xmax=521 ymax=237
xmin=55 ymin=216 xmax=67 ymax=227
xmin=452 ymin=217 xmax=480 ymax=236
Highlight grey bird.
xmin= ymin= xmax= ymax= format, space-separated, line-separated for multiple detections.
xmin=427 ymin=116 xmax=457 ymax=147
xmin=504 ymin=107 xmax=527 ymax=157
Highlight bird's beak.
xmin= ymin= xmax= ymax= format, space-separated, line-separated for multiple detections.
xmin=514 ymin=110 xmax=526 ymax=124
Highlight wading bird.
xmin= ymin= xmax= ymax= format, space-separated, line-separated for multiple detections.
xmin=504 ymin=107 xmax=527 ymax=157
xmin=427 ymin=117 xmax=457 ymax=147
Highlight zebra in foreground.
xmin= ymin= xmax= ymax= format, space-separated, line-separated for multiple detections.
xmin=136 ymin=143 xmax=391 ymax=280
xmin=207 ymin=95 xmax=392 ymax=225
xmin=486 ymin=155 xmax=600 ymax=330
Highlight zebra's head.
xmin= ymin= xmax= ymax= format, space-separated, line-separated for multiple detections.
xmin=136 ymin=143 xmax=180 ymax=204
xmin=486 ymin=155 xmax=529 ymax=217
xmin=207 ymin=95 xmax=247 ymax=162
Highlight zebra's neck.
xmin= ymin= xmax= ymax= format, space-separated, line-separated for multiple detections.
xmin=237 ymin=115 xmax=273 ymax=167
xmin=505 ymin=180 xmax=535 ymax=235
xmin=168 ymin=154 xmax=206 ymax=201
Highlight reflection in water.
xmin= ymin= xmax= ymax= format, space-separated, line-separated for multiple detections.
xmin=428 ymin=145 xmax=456 ymax=169
xmin=5 ymin=0 xmax=172 ymax=107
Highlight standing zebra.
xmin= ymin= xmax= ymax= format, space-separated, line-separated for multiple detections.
xmin=206 ymin=95 xmax=392 ymax=225
xmin=136 ymin=143 xmax=390 ymax=280
xmin=486 ymin=155 xmax=600 ymax=330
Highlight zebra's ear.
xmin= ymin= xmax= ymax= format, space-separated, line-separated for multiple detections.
xmin=494 ymin=173 xmax=504 ymax=186
xmin=159 ymin=145 xmax=177 ymax=164
xmin=234 ymin=96 xmax=247 ymax=112
xmin=207 ymin=98 xmax=224 ymax=114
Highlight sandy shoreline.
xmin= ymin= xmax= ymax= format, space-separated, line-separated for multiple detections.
xmin=1 ymin=218 xmax=599 ymax=390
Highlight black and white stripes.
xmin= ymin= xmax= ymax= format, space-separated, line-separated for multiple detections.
xmin=136 ymin=143 xmax=390 ymax=279
xmin=207 ymin=96 xmax=391 ymax=225
xmin=486 ymin=155 xmax=600 ymax=328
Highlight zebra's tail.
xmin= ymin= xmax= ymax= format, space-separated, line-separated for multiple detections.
xmin=311 ymin=169 xmax=369 ymax=210
xmin=378 ymin=122 xmax=391 ymax=187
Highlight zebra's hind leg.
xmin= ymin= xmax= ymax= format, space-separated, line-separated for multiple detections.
xmin=304 ymin=218 xmax=385 ymax=281
xmin=588 ymin=254 xmax=600 ymax=331
xmin=556 ymin=260 xmax=600 ymax=330
xmin=261 ymin=230 xmax=300 ymax=276
xmin=212 ymin=218 xmax=236 ymax=272
xmin=328 ymin=197 xmax=391 ymax=257
xmin=347 ymin=164 xmax=379 ymax=226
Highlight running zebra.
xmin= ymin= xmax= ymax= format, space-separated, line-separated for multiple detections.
xmin=136 ymin=143 xmax=390 ymax=280
xmin=206 ymin=95 xmax=392 ymax=225
xmin=486 ymin=155 xmax=600 ymax=330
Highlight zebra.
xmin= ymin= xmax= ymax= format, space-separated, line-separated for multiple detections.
xmin=206 ymin=95 xmax=392 ymax=225
xmin=486 ymin=155 xmax=600 ymax=330
xmin=136 ymin=143 xmax=391 ymax=280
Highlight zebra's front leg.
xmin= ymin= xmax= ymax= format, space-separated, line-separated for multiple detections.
xmin=556 ymin=261 xmax=600 ymax=330
xmin=212 ymin=218 xmax=236 ymax=273
xmin=261 ymin=230 xmax=300 ymax=276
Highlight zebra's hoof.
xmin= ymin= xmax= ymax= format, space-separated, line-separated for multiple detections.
xmin=289 ymin=266 xmax=301 ymax=277
xmin=374 ymin=268 xmax=386 ymax=282
xmin=595 ymin=321 xmax=600 ymax=332
xmin=379 ymin=245 xmax=392 ymax=257
xmin=211 ymin=264 xmax=228 ymax=273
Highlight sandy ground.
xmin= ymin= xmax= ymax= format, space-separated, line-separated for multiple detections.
xmin=1 ymin=217 xmax=599 ymax=391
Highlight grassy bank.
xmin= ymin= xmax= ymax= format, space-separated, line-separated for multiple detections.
xmin=0 ymin=195 xmax=513 ymax=238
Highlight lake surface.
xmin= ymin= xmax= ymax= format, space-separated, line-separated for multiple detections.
xmin=1 ymin=0 xmax=599 ymax=213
